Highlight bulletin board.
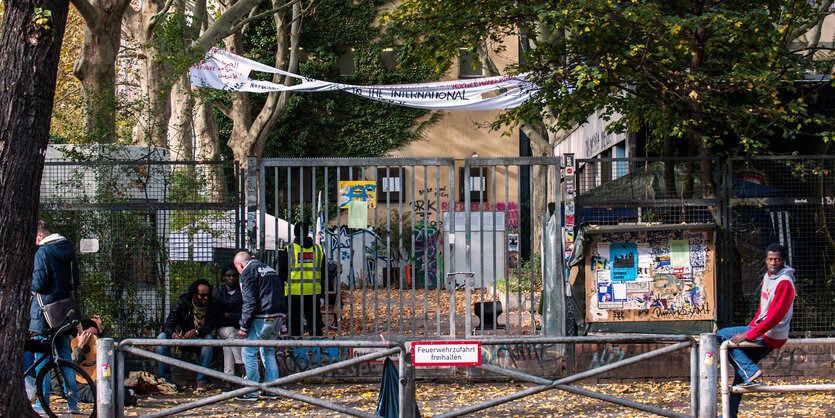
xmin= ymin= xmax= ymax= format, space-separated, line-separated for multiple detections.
xmin=584 ymin=225 xmax=715 ymax=323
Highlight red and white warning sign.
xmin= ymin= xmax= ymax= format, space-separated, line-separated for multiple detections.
xmin=411 ymin=341 xmax=481 ymax=367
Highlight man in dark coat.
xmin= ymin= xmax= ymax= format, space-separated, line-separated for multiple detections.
xmin=30 ymin=220 xmax=80 ymax=413
xmin=155 ymin=279 xmax=218 ymax=392
xmin=234 ymin=251 xmax=285 ymax=400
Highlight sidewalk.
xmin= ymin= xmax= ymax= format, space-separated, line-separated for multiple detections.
xmin=119 ymin=379 xmax=834 ymax=417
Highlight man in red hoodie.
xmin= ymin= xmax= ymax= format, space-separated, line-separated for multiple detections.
xmin=718 ymin=243 xmax=795 ymax=417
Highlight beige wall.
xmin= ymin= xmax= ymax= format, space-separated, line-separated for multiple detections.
xmin=368 ymin=36 xmax=525 ymax=226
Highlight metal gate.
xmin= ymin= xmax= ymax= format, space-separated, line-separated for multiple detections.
xmin=257 ymin=157 xmax=561 ymax=338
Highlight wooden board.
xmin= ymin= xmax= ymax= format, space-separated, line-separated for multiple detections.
xmin=584 ymin=228 xmax=715 ymax=323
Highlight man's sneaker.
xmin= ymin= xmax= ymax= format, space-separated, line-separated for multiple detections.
xmin=195 ymin=382 xmax=209 ymax=392
xmin=738 ymin=369 xmax=764 ymax=387
xmin=738 ymin=379 xmax=764 ymax=388
xmin=260 ymin=392 xmax=280 ymax=400
xmin=235 ymin=392 xmax=260 ymax=401
xmin=68 ymin=405 xmax=84 ymax=415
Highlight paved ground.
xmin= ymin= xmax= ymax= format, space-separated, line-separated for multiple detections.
xmin=42 ymin=378 xmax=834 ymax=417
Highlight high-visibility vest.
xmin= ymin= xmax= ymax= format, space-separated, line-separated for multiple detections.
xmin=287 ymin=243 xmax=323 ymax=295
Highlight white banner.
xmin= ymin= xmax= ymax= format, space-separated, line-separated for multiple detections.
xmin=189 ymin=47 xmax=539 ymax=110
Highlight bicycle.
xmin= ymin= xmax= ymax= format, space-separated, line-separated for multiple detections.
xmin=25 ymin=315 xmax=97 ymax=418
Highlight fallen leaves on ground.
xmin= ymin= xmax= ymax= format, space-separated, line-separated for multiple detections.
xmin=123 ymin=378 xmax=835 ymax=417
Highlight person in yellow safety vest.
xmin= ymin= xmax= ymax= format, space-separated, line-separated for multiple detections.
xmin=277 ymin=222 xmax=326 ymax=336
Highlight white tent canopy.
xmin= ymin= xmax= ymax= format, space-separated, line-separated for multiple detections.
xmin=169 ymin=210 xmax=295 ymax=261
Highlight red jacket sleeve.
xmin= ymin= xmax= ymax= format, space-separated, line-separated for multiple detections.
xmin=745 ymin=281 xmax=794 ymax=341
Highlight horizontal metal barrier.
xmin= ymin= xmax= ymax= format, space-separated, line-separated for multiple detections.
xmin=103 ymin=338 xmax=409 ymax=418
xmin=720 ymin=338 xmax=835 ymax=417
xmin=427 ymin=335 xmax=696 ymax=418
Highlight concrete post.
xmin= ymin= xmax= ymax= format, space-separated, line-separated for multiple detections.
xmin=97 ymin=338 xmax=116 ymax=418
xmin=698 ymin=333 xmax=718 ymax=417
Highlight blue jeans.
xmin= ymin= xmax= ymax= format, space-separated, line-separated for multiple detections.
xmin=34 ymin=333 xmax=77 ymax=410
xmin=717 ymin=326 xmax=773 ymax=418
xmin=242 ymin=317 xmax=281 ymax=395
xmin=156 ymin=332 xmax=214 ymax=383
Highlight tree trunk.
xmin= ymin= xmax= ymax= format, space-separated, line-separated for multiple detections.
xmin=0 ymin=0 xmax=70 ymax=416
xmin=662 ymin=135 xmax=677 ymax=199
xmin=194 ymin=97 xmax=229 ymax=201
xmin=167 ymin=75 xmax=195 ymax=160
xmin=124 ymin=0 xmax=170 ymax=147
xmin=70 ymin=0 xmax=131 ymax=143
xmin=227 ymin=1 xmax=302 ymax=171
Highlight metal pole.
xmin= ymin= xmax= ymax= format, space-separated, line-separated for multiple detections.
xmin=399 ymin=347 xmax=417 ymax=418
xmin=398 ymin=348 xmax=406 ymax=418
xmin=720 ymin=340 xmax=731 ymax=418
xmin=700 ymin=333 xmax=717 ymax=418
xmin=96 ymin=337 xmax=115 ymax=418
xmin=115 ymin=348 xmax=125 ymax=418
xmin=690 ymin=338 xmax=698 ymax=417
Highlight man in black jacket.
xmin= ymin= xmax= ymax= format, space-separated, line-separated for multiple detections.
xmin=30 ymin=220 xmax=80 ymax=413
xmin=234 ymin=251 xmax=285 ymax=400
xmin=155 ymin=279 xmax=217 ymax=392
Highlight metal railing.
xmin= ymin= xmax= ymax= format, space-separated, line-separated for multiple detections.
xmin=94 ymin=334 xmax=702 ymax=417
xmin=720 ymin=338 xmax=835 ymax=417
xmin=96 ymin=338 xmax=411 ymax=418
xmin=428 ymin=335 xmax=697 ymax=418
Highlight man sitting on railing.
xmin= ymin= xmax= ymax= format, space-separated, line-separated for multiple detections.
xmin=155 ymin=279 xmax=218 ymax=392
xmin=717 ymin=243 xmax=795 ymax=418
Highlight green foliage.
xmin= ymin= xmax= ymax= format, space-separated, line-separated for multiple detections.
xmin=215 ymin=0 xmax=439 ymax=160
xmin=494 ymin=253 xmax=542 ymax=293
xmin=385 ymin=0 xmax=835 ymax=155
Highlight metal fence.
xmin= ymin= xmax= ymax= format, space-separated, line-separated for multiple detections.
xmin=39 ymin=160 xmax=243 ymax=337
xmin=258 ymin=157 xmax=561 ymax=339
xmin=727 ymin=156 xmax=835 ymax=336
xmin=574 ymin=155 xmax=835 ymax=335
xmin=37 ymin=155 xmax=834 ymax=338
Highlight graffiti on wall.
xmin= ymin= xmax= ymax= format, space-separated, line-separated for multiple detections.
xmin=413 ymin=221 xmax=443 ymax=288
xmin=325 ymin=226 xmax=386 ymax=286
xmin=338 ymin=181 xmax=377 ymax=209
xmin=479 ymin=343 xmax=561 ymax=370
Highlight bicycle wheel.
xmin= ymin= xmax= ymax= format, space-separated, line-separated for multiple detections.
xmin=36 ymin=358 xmax=97 ymax=418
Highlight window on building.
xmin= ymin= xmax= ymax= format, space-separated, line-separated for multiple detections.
xmin=337 ymin=48 xmax=354 ymax=76
xmin=381 ymin=48 xmax=397 ymax=70
xmin=459 ymin=166 xmax=490 ymax=202
xmin=458 ymin=49 xmax=482 ymax=78
xmin=376 ymin=167 xmax=404 ymax=203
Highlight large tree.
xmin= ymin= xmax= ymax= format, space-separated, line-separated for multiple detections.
xmin=0 ymin=0 xmax=71 ymax=415
xmin=386 ymin=0 xmax=835 ymax=196
xmin=70 ymin=0 xmax=131 ymax=142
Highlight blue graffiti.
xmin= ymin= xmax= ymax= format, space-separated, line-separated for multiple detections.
xmin=326 ymin=226 xmax=386 ymax=286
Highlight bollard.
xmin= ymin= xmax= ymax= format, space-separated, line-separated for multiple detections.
xmin=698 ymin=333 xmax=717 ymax=417
xmin=97 ymin=337 xmax=116 ymax=418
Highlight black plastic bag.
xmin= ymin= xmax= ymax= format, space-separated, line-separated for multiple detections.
xmin=375 ymin=358 xmax=420 ymax=418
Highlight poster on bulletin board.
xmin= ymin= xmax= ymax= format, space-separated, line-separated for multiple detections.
xmin=584 ymin=226 xmax=715 ymax=323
